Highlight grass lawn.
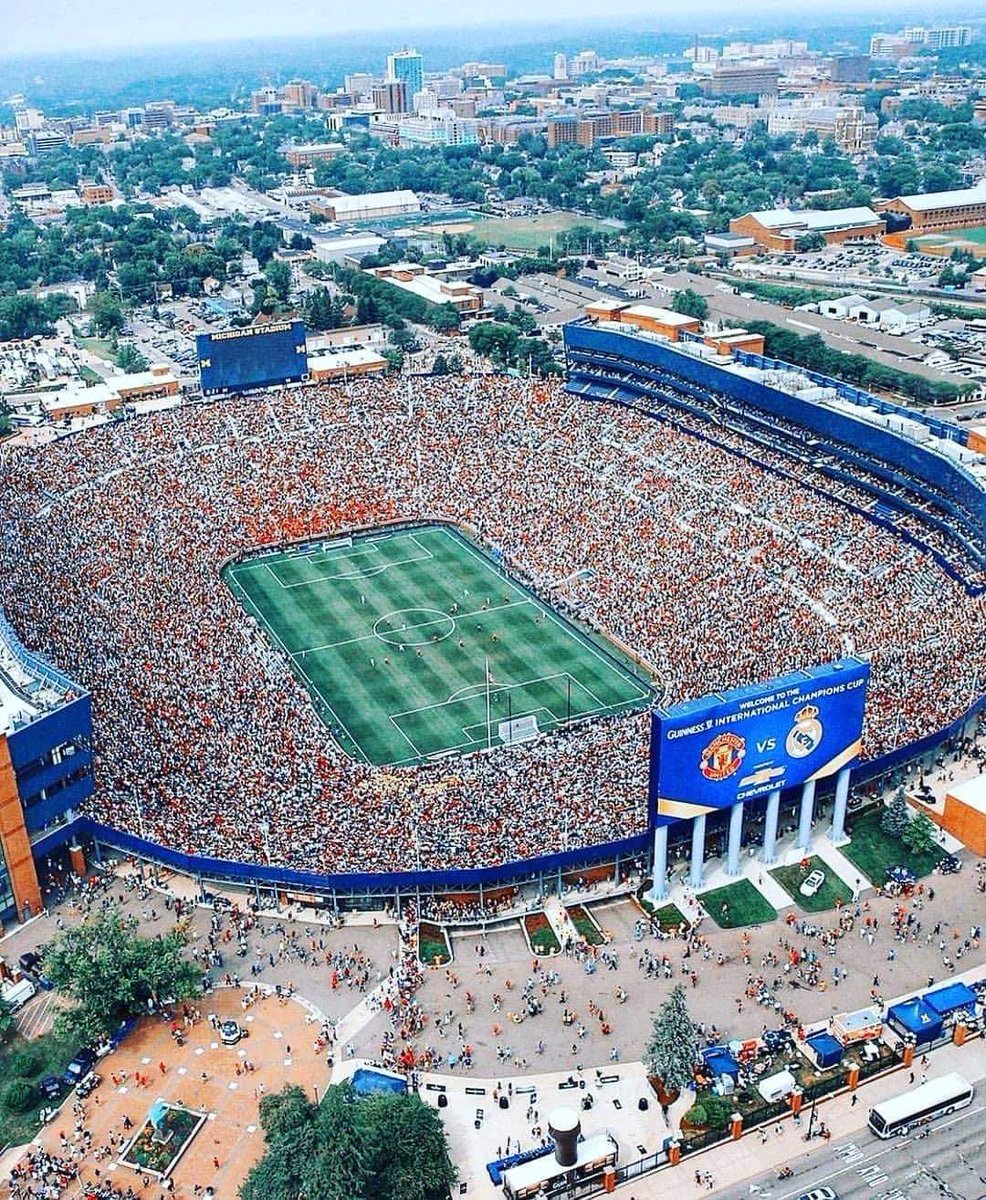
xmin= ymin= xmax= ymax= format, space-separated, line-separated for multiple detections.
xmin=700 ymin=880 xmax=777 ymax=929
xmin=78 ymin=365 xmax=103 ymax=384
xmin=637 ymin=895 xmax=689 ymax=930
xmin=225 ymin=524 xmax=652 ymax=767
xmin=418 ymin=922 xmax=452 ymax=965
xmin=841 ymin=808 xmax=945 ymax=884
xmin=524 ymin=912 xmax=560 ymax=955
xmin=75 ymin=335 xmax=118 ymax=362
xmin=471 ymin=212 xmax=618 ymax=252
xmin=0 ymin=1029 xmax=76 ymax=1147
xmin=566 ymin=904 xmax=604 ymax=945
xmin=770 ymin=855 xmax=852 ymax=912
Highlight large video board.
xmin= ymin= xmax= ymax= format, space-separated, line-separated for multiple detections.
xmin=197 ymin=321 xmax=308 ymax=395
xmin=650 ymin=659 xmax=869 ymax=824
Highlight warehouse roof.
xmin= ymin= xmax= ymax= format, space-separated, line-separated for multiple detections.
xmin=747 ymin=206 xmax=880 ymax=231
xmin=892 ymin=179 xmax=986 ymax=212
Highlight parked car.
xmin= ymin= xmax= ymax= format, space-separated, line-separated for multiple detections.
xmin=220 ymin=1020 xmax=247 ymax=1046
xmin=799 ymin=869 xmax=826 ymax=898
xmin=885 ymin=865 xmax=916 ymax=886
xmin=937 ymin=854 xmax=962 ymax=875
xmin=62 ymin=1048 xmax=97 ymax=1088
xmin=39 ymin=1074 xmax=62 ymax=1101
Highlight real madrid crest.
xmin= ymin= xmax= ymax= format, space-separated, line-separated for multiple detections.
xmin=699 ymin=732 xmax=746 ymax=781
xmin=786 ymin=704 xmax=823 ymax=758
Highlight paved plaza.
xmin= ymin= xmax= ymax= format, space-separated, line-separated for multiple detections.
xmin=0 ymin=752 xmax=983 ymax=1200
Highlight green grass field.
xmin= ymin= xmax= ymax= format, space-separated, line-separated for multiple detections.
xmin=841 ymin=808 xmax=945 ymax=884
xmin=915 ymin=226 xmax=986 ymax=250
xmin=224 ymin=524 xmax=652 ymax=767
xmin=469 ymin=212 xmax=618 ymax=251
xmin=700 ymin=880 xmax=777 ymax=929
xmin=770 ymin=855 xmax=852 ymax=912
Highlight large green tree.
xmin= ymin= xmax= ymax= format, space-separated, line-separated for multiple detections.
xmin=881 ymin=789 xmax=911 ymax=839
xmin=240 ymin=1083 xmax=455 ymax=1200
xmin=44 ymin=906 xmax=200 ymax=1044
xmin=645 ymin=984 xmax=698 ymax=1092
xmin=902 ymin=811 xmax=938 ymax=856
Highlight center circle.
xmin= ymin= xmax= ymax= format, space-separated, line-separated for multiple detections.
xmin=372 ymin=608 xmax=456 ymax=647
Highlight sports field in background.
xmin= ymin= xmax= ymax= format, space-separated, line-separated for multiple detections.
xmin=224 ymin=524 xmax=653 ymax=767
xmin=913 ymin=226 xmax=986 ymax=253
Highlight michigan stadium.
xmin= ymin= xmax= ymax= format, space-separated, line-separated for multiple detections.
xmin=0 ymin=308 xmax=984 ymax=916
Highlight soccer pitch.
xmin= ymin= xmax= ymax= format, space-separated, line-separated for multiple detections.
xmin=224 ymin=524 xmax=653 ymax=767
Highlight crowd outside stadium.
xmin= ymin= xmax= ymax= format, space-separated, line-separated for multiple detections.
xmin=0 ymin=375 xmax=983 ymax=880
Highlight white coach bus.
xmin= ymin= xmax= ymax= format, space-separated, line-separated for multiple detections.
xmin=868 ymin=1072 xmax=974 ymax=1138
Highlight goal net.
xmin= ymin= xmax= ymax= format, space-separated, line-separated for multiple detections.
xmin=498 ymin=715 xmax=539 ymax=746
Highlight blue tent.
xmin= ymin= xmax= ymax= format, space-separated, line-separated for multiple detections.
xmin=350 ymin=1067 xmax=408 ymax=1096
xmin=806 ymin=1033 xmax=844 ymax=1069
xmin=923 ymin=982 xmax=977 ymax=1019
xmin=886 ymin=997 xmax=943 ymax=1044
xmin=702 ymin=1046 xmax=740 ymax=1081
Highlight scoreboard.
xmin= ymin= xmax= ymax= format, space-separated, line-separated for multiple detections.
xmin=649 ymin=659 xmax=869 ymax=824
xmin=197 ymin=321 xmax=308 ymax=395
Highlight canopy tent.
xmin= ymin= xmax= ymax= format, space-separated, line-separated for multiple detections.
xmin=805 ymin=1032 xmax=844 ymax=1069
xmin=923 ymin=982 xmax=977 ymax=1018
xmin=886 ymin=997 xmax=943 ymax=1044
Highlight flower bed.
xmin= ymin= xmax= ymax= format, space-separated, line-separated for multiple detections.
xmin=566 ymin=904 xmax=605 ymax=945
xmin=418 ymin=921 xmax=452 ymax=965
xmin=120 ymin=1103 xmax=205 ymax=1177
xmin=523 ymin=911 xmax=560 ymax=955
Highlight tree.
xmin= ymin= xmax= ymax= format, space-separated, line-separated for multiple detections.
xmin=881 ymin=789 xmax=911 ymax=839
xmin=240 ymin=1082 xmax=454 ymax=1200
xmin=671 ymin=288 xmax=709 ymax=321
xmin=645 ymin=984 xmax=697 ymax=1091
xmin=431 ymin=353 xmax=449 ymax=376
xmin=44 ymin=906 xmax=200 ymax=1044
xmin=264 ymin=259 xmax=292 ymax=303
xmin=901 ymin=811 xmax=938 ymax=856
xmin=431 ymin=304 xmax=460 ymax=334
xmin=0 ymin=996 xmax=14 ymax=1044
xmin=116 ymin=343 xmax=148 ymax=372
xmin=87 ymin=289 xmax=125 ymax=337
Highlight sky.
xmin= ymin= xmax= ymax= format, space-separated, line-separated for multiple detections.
xmin=3 ymin=0 xmax=980 ymax=58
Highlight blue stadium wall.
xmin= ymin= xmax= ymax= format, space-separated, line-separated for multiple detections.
xmin=0 ymin=610 xmax=93 ymax=917
xmin=563 ymin=322 xmax=986 ymax=579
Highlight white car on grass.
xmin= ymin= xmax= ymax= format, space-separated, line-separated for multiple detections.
xmin=799 ymin=869 xmax=826 ymax=898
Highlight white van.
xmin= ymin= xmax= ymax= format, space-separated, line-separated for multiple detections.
xmin=2 ymin=977 xmax=37 ymax=1010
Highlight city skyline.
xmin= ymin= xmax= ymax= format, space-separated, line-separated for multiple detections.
xmin=3 ymin=0 xmax=984 ymax=57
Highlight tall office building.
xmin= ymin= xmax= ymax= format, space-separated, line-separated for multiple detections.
xmin=387 ymin=49 xmax=424 ymax=106
xmin=553 ymin=53 xmax=568 ymax=81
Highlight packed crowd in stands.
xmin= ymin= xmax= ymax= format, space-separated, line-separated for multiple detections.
xmin=0 ymin=376 xmax=983 ymax=874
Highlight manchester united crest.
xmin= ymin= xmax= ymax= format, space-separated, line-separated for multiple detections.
xmin=699 ymin=731 xmax=746 ymax=781
xmin=786 ymin=704 xmax=823 ymax=758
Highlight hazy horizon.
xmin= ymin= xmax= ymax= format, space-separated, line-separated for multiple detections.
xmin=4 ymin=0 xmax=984 ymax=59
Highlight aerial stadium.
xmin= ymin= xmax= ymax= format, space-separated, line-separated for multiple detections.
xmin=0 ymin=310 xmax=984 ymax=919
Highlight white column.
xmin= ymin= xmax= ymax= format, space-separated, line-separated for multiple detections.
xmin=689 ymin=813 xmax=707 ymax=889
xmin=649 ymin=824 xmax=669 ymax=903
xmin=725 ymin=801 xmax=744 ymax=876
xmin=761 ymin=788 xmax=781 ymax=864
xmin=829 ymin=767 xmax=852 ymax=843
xmin=796 ymin=779 xmax=816 ymax=852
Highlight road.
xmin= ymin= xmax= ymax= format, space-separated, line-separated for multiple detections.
xmin=716 ymin=1102 xmax=986 ymax=1200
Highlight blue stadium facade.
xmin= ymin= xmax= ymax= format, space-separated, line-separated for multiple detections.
xmin=0 ymin=610 xmax=93 ymax=920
